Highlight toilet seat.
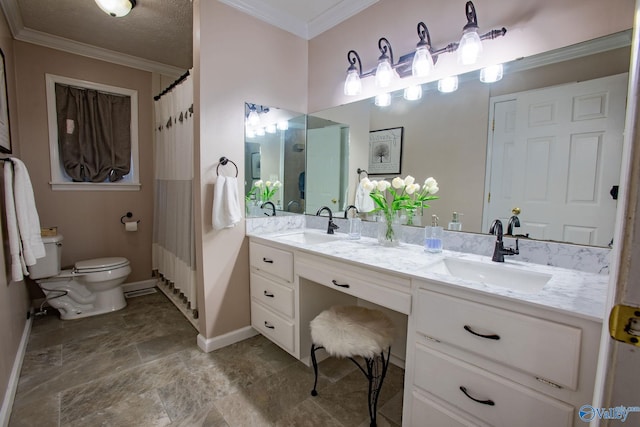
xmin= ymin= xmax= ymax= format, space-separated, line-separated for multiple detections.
xmin=75 ymin=257 xmax=130 ymax=273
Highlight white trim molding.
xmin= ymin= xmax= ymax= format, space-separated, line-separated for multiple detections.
xmin=0 ymin=315 xmax=32 ymax=427
xmin=197 ymin=327 xmax=259 ymax=353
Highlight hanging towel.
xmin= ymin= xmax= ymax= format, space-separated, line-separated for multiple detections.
xmin=213 ymin=175 xmax=242 ymax=230
xmin=354 ymin=180 xmax=375 ymax=213
xmin=11 ymin=158 xmax=45 ymax=265
xmin=4 ymin=161 xmax=26 ymax=282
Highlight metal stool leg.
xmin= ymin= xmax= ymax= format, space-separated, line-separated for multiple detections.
xmin=365 ymin=347 xmax=391 ymax=427
xmin=310 ymin=343 xmax=322 ymax=396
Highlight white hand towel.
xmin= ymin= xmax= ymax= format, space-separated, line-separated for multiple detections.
xmin=354 ymin=181 xmax=375 ymax=213
xmin=11 ymin=157 xmax=45 ymax=264
xmin=213 ymin=175 xmax=242 ymax=230
xmin=4 ymin=161 xmax=25 ymax=282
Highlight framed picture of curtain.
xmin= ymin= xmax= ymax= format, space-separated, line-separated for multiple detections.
xmin=0 ymin=49 xmax=11 ymax=154
xmin=368 ymin=127 xmax=403 ymax=175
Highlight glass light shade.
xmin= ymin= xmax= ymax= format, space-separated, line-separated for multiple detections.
xmin=458 ymin=28 xmax=483 ymax=65
xmin=245 ymin=129 xmax=256 ymax=139
xmin=94 ymin=0 xmax=134 ymax=17
xmin=438 ymin=76 xmax=459 ymax=93
xmin=277 ymin=120 xmax=289 ymax=131
xmin=375 ymin=93 xmax=391 ymax=107
xmin=256 ymin=127 xmax=265 ymax=136
xmin=412 ymin=46 xmax=434 ymax=78
xmin=247 ymin=109 xmax=260 ymax=127
xmin=265 ymin=123 xmax=277 ymax=134
xmin=375 ymin=59 xmax=394 ymax=88
xmin=404 ymin=85 xmax=423 ymax=101
xmin=344 ymin=69 xmax=362 ymax=96
xmin=480 ymin=64 xmax=504 ymax=83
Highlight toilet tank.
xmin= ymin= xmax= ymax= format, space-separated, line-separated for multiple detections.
xmin=28 ymin=234 xmax=64 ymax=279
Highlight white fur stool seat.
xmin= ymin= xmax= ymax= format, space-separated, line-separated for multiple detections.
xmin=309 ymin=305 xmax=395 ymax=427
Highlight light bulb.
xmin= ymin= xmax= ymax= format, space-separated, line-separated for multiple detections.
xmin=256 ymin=127 xmax=265 ymax=136
xmin=404 ymin=85 xmax=423 ymax=101
xmin=245 ymin=129 xmax=256 ymax=139
xmin=375 ymin=93 xmax=391 ymax=107
xmin=480 ymin=64 xmax=503 ymax=83
xmin=458 ymin=28 xmax=483 ymax=65
xmin=247 ymin=109 xmax=260 ymax=127
xmin=94 ymin=0 xmax=134 ymax=17
xmin=438 ymin=76 xmax=459 ymax=93
xmin=265 ymin=124 xmax=276 ymax=134
xmin=277 ymin=120 xmax=289 ymax=131
xmin=375 ymin=58 xmax=394 ymax=88
xmin=412 ymin=46 xmax=434 ymax=78
xmin=344 ymin=68 xmax=362 ymax=96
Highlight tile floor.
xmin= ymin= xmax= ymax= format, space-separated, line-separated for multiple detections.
xmin=9 ymin=290 xmax=404 ymax=426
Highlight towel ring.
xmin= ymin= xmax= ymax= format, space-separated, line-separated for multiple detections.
xmin=357 ymin=168 xmax=368 ymax=178
xmin=217 ymin=157 xmax=238 ymax=177
xmin=120 ymin=212 xmax=140 ymax=224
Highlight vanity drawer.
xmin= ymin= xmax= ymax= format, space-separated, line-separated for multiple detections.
xmin=250 ymin=241 xmax=293 ymax=283
xmin=415 ymin=289 xmax=581 ymax=390
xmin=409 ymin=389 xmax=489 ymax=427
xmin=251 ymin=301 xmax=295 ymax=353
xmin=413 ymin=344 xmax=574 ymax=427
xmin=297 ymin=255 xmax=411 ymax=315
xmin=250 ymin=272 xmax=294 ymax=318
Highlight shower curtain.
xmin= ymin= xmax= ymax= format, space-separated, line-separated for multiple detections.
xmin=152 ymin=72 xmax=197 ymax=319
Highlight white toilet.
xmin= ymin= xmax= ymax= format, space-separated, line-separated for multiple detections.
xmin=29 ymin=235 xmax=132 ymax=320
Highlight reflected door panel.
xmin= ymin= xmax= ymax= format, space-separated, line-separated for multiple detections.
xmin=306 ymin=126 xmax=342 ymax=214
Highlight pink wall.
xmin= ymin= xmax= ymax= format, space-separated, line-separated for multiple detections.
xmin=13 ymin=42 xmax=154 ymax=283
xmin=308 ymin=0 xmax=635 ymax=112
xmin=194 ymin=0 xmax=307 ymax=338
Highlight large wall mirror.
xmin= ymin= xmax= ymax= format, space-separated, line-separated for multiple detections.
xmin=308 ymin=30 xmax=632 ymax=248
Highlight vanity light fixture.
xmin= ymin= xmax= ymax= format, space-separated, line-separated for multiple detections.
xmin=438 ymin=76 xmax=459 ymax=93
xmin=480 ymin=64 xmax=504 ymax=83
xmin=342 ymin=1 xmax=506 ymax=96
xmin=94 ymin=0 xmax=136 ymax=17
xmin=375 ymin=93 xmax=392 ymax=107
xmin=404 ymin=85 xmax=423 ymax=101
xmin=246 ymin=104 xmax=261 ymax=127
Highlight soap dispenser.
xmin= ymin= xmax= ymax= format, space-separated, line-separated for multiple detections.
xmin=448 ymin=212 xmax=463 ymax=231
xmin=424 ymin=214 xmax=443 ymax=253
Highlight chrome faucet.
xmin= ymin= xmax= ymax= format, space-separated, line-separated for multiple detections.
xmin=261 ymin=201 xmax=276 ymax=217
xmin=344 ymin=205 xmax=359 ymax=219
xmin=489 ymin=219 xmax=519 ymax=262
xmin=316 ymin=206 xmax=339 ymax=234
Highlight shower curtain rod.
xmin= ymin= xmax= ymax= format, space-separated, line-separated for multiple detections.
xmin=154 ymin=70 xmax=190 ymax=101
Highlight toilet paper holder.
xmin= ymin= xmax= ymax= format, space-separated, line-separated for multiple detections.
xmin=120 ymin=212 xmax=140 ymax=224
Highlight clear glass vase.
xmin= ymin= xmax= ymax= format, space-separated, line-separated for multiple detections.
xmin=377 ymin=212 xmax=402 ymax=246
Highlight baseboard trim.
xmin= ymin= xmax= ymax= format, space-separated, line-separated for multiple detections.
xmin=197 ymin=326 xmax=259 ymax=353
xmin=1 ymin=314 xmax=33 ymax=427
xmin=121 ymin=279 xmax=158 ymax=293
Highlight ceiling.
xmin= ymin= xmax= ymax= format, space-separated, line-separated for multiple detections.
xmin=0 ymin=0 xmax=377 ymax=77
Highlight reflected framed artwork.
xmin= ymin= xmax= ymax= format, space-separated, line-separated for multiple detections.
xmin=368 ymin=127 xmax=402 ymax=175
xmin=0 ymin=49 xmax=11 ymax=154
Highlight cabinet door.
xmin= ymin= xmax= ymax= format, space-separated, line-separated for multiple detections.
xmin=416 ymin=289 xmax=581 ymax=389
xmin=413 ymin=343 xmax=574 ymax=427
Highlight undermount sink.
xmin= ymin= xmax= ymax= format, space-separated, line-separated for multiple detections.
xmin=429 ymin=257 xmax=552 ymax=294
xmin=276 ymin=230 xmax=341 ymax=245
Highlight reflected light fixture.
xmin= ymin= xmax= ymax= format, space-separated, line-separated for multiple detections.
xmin=247 ymin=105 xmax=260 ymax=127
xmin=375 ymin=93 xmax=391 ymax=107
xmin=438 ymin=76 xmax=459 ymax=93
xmin=342 ymin=1 xmax=506 ymax=96
xmin=480 ymin=64 xmax=504 ymax=83
xmin=94 ymin=0 xmax=136 ymax=17
xmin=277 ymin=120 xmax=289 ymax=131
xmin=404 ymin=85 xmax=423 ymax=101
xmin=246 ymin=128 xmax=256 ymax=139
xmin=412 ymin=22 xmax=434 ymax=78
xmin=256 ymin=127 xmax=266 ymax=137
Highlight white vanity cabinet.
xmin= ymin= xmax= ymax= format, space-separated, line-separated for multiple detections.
xmin=403 ymin=280 xmax=602 ymax=427
xmin=249 ymin=241 xmax=296 ymax=355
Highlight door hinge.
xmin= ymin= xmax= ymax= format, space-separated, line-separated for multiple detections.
xmin=487 ymin=192 xmax=491 ymax=203
xmin=609 ymin=304 xmax=640 ymax=347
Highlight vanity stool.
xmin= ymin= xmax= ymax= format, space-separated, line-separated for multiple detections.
xmin=309 ymin=305 xmax=395 ymax=427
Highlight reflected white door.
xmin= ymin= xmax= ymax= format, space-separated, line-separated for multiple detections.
xmin=306 ymin=126 xmax=342 ymax=214
xmin=484 ymin=73 xmax=628 ymax=246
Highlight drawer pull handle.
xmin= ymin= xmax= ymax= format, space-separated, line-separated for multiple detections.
xmin=464 ymin=325 xmax=500 ymax=340
xmin=263 ymin=291 xmax=275 ymax=298
xmin=331 ymin=279 xmax=350 ymax=288
xmin=459 ymin=386 xmax=495 ymax=406
xmin=264 ymin=321 xmax=275 ymax=329
xmin=262 ymin=257 xmax=274 ymax=264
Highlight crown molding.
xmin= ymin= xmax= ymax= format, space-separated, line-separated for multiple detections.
xmin=0 ymin=0 xmax=184 ymax=77
xmin=308 ymin=0 xmax=378 ymax=39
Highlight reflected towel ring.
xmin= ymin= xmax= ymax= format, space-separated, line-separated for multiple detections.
xmin=217 ymin=157 xmax=239 ymax=177
xmin=357 ymin=168 xmax=368 ymax=178
xmin=120 ymin=212 xmax=140 ymax=224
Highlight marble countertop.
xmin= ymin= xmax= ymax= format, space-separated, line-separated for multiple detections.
xmin=248 ymin=229 xmax=609 ymax=322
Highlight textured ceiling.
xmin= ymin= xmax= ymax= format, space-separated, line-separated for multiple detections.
xmin=12 ymin=0 xmax=193 ymax=71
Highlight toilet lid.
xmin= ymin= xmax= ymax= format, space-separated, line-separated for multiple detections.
xmin=75 ymin=257 xmax=130 ymax=273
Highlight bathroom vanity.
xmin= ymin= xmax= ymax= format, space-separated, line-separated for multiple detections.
xmin=247 ymin=228 xmax=607 ymax=426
